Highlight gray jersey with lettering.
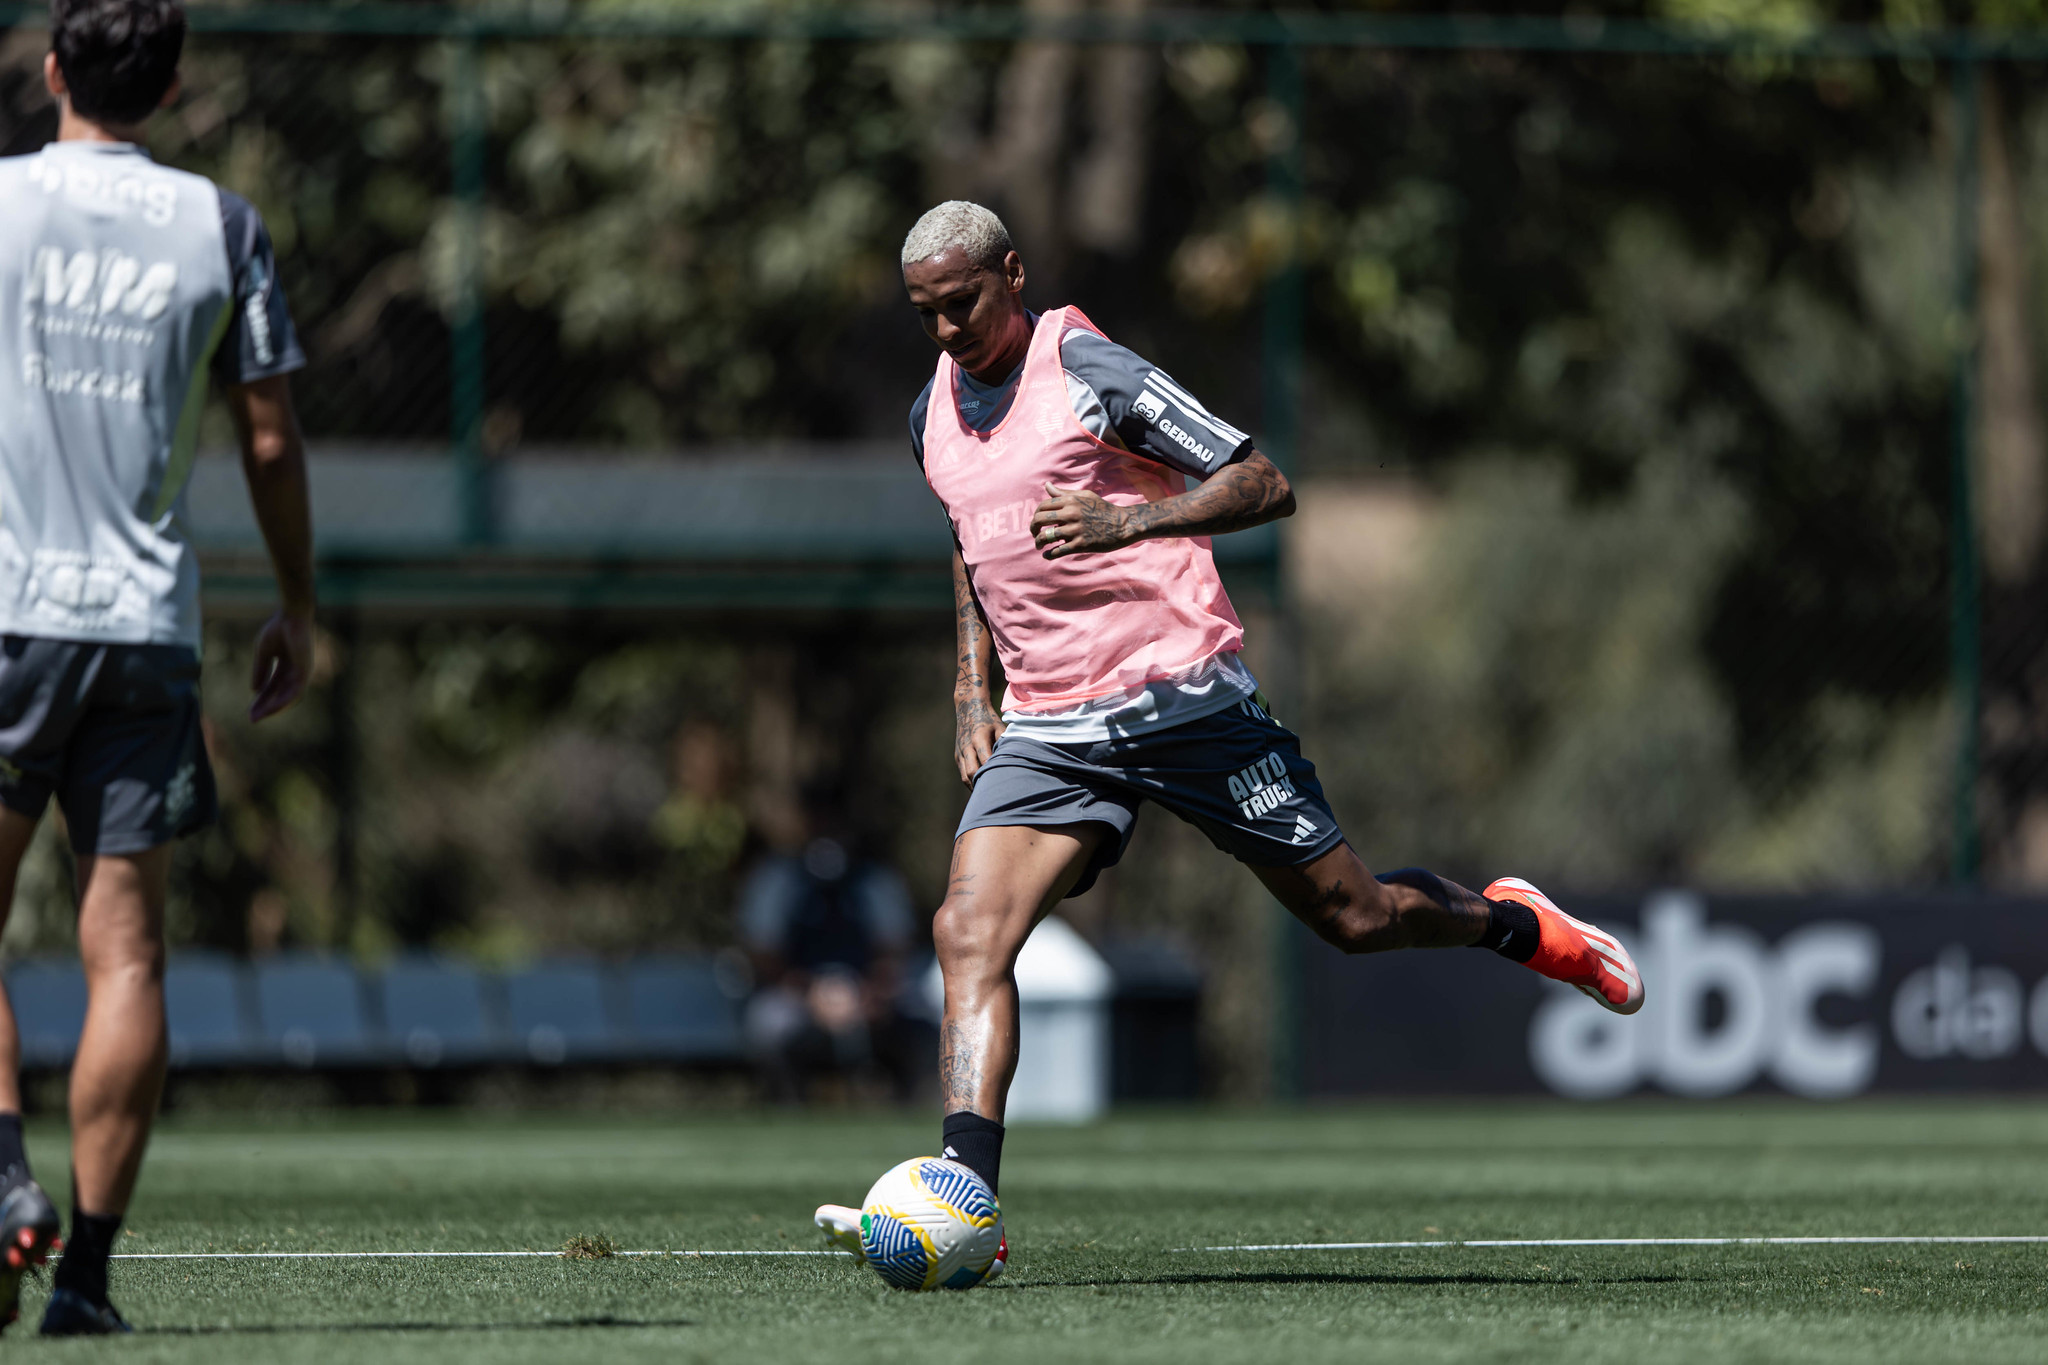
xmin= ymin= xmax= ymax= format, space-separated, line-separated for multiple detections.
xmin=0 ymin=140 xmax=303 ymax=648
xmin=908 ymin=313 xmax=1254 ymax=476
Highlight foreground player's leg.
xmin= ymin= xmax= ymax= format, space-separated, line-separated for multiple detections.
xmin=0 ymin=810 xmax=60 ymax=1333
xmin=1252 ymin=846 xmax=1641 ymax=1014
xmin=930 ymin=824 xmax=1101 ymax=1189
xmin=42 ymin=846 xmax=168 ymax=1337
xmin=816 ymin=823 xmax=1097 ymax=1264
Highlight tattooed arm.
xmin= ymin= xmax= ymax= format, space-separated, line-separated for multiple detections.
xmin=953 ymin=549 xmax=1005 ymax=784
xmin=1028 ymin=450 xmax=1294 ymax=560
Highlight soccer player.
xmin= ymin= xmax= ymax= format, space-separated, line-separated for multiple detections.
xmin=0 ymin=0 xmax=315 ymax=1334
xmin=816 ymin=202 xmax=1641 ymax=1267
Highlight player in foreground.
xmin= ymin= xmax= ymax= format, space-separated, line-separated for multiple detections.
xmin=0 ymin=0 xmax=315 ymax=1333
xmin=816 ymin=202 xmax=1642 ymax=1266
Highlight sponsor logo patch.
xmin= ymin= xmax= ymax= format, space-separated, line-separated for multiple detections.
xmin=20 ymin=354 xmax=144 ymax=405
xmin=1228 ymin=750 xmax=1298 ymax=822
xmin=29 ymin=246 xmax=178 ymax=322
xmin=27 ymin=154 xmax=179 ymax=226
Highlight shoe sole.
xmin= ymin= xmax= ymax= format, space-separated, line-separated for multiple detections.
xmin=814 ymin=1205 xmax=865 ymax=1260
xmin=1488 ymin=877 xmax=1645 ymax=1016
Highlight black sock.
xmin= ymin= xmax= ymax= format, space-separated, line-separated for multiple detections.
xmin=1474 ymin=897 xmax=1540 ymax=963
xmin=941 ymin=1111 xmax=1005 ymax=1195
xmin=1377 ymin=867 xmax=1539 ymax=963
xmin=53 ymin=1205 xmax=121 ymax=1305
xmin=0 ymin=1114 xmax=26 ymax=1186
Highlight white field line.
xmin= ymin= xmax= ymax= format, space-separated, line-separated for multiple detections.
xmin=1179 ymin=1236 xmax=2048 ymax=1252
xmin=111 ymin=1236 xmax=2048 ymax=1260
xmin=112 ymin=1249 xmax=836 ymax=1261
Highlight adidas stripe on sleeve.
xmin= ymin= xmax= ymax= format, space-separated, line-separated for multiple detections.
xmin=1058 ymin=328 xmax=1254 ymax=480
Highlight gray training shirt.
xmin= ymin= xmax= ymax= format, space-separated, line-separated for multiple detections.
xmin=908 ymin=313 xmax=1255 ymax=476
xmin=0 ymin=140 xmax=304 ymax=649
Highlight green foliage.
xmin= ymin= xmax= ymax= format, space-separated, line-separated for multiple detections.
xmin=1305 ymin=457 xmax=1948 ymax=887
xmin=179 ymin=622 xmax=771 ymax=958
xmin=0 ymin=8 xmax=2024 ymax=1011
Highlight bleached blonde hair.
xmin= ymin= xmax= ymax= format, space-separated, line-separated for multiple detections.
xmin=901 ymin=201 xmax=1015 ymax=271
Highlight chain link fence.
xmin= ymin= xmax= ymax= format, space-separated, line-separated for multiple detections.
xmin=5 ymin=5 xmax=2047 ymax=1093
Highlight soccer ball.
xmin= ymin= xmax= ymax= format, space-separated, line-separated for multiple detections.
xmin=858 ymin=1156 xmax=1003 ymax=1291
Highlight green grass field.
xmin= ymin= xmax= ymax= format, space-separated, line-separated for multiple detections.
xmin=8 ymin=1101 xmax=2048 ymax=1362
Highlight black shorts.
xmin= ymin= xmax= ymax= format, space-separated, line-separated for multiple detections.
xmin=956 ymin=695 xmax=1347 ymax=897
xmin=0 ymin=637 xmax=218 ymax=855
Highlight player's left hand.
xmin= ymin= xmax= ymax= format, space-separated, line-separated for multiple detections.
xmin=249 ymin=608 xmax=314 ymax=722
xmin=1032 ymin=484 xmax=1134 ymax=559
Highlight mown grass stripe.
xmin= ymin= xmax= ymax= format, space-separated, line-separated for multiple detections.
xmin=113 ymin=1249 xmax=838 ymax=1259
xmin=1183 ymin=1235 xmax=2048 ymax=1251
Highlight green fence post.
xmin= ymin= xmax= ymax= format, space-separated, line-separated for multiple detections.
xmin=450 ymin=28 xmax=491 ymax=544
xmin=1950 ymin=52 xmax=1982 ymax=886
xmin=1262 ymin=36 xmax=1307 ymax=1102
xmin=1261 ymin=41 xmax=1306 ymax=473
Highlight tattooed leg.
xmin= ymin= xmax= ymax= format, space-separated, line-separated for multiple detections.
xmin=1253 ymin=843 xmax=1491 ymax=954
xmin=932 ymin=823 xmax=1103 ymax=1119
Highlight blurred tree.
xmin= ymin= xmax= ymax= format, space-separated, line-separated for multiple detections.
xmin=4 ymin=0 xmax=2045 ymax=1017
xmin=1658 ymin=0 xmax=2048 ymax=887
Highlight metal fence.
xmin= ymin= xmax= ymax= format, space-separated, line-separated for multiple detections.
xmin=6 ymin=3 xmax=2048 ymax=1095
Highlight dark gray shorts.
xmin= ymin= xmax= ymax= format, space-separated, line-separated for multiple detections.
xmin=0 ymin=637 xmax=218 ymax=856
xmin=957 ymin=695 xmax=1348 ymax=897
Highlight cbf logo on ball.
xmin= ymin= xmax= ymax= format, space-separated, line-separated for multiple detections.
xmin=1529 ymin=892 xmax=1882 ymax=1099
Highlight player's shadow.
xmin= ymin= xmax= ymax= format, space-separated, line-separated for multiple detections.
xmin=142 ymin=1315 xmax=692 ymax=1335
xmin=1016 ymin=1271 xmax=1685 ymax=1289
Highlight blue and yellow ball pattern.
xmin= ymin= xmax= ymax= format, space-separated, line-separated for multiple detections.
xmin=859 ymin=1157 xmax=1003 ymax=1291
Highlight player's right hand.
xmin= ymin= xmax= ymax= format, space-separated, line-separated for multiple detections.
xmin=954 ymin=696 xmax=1004 ymax=784
xmin=249 ymin=608 xmax=315 ymax=722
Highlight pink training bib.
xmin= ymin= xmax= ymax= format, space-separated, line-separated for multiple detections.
xmin=921 ymin=307 xmax=1244 ymax=713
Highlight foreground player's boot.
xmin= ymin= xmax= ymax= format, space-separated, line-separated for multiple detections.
xmin=38 ymin=1288 xmax=130 ymax=1337
xmin=815 ymin=1204 xmax=864 ymax=1259
xmin=1485 ymin=877 xmax=1644 ymax=1015
xmin=0 ymin=1176 xmax=59 ymax=1332
xmin=984 ymin=1234 xmax=1009 ymax=1280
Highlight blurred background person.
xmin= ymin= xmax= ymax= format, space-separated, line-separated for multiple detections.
xmin=737 ymin=788 xmax=932 ymax=1104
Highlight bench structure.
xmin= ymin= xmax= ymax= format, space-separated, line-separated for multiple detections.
xmin=11 ymin=952 xmax=749 ymax=1071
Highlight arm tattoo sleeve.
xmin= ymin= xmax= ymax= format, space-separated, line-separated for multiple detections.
xmin=1122 ymin=450 xmax=1296 ymax=543
xmin=953 ymin=550 xmax=996 ymax=703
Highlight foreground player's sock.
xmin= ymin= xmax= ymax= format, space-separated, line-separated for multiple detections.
xmin=51 ymin=1206 xmax=120 ymax=1306
xmin=0 ymin=1115 xmax=27 ymax=1184
xmin=1376 ymin=867 xmax=1537 ymax=962
xmin=941 ymin=1112 xmax=1005 ymax=1194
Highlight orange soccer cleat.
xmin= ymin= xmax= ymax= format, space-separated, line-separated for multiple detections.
xmin=0 ymin=1177 xmax=59 ymax=1332
xmin=1485 ymin=877 xmax=1644 ymax=1015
